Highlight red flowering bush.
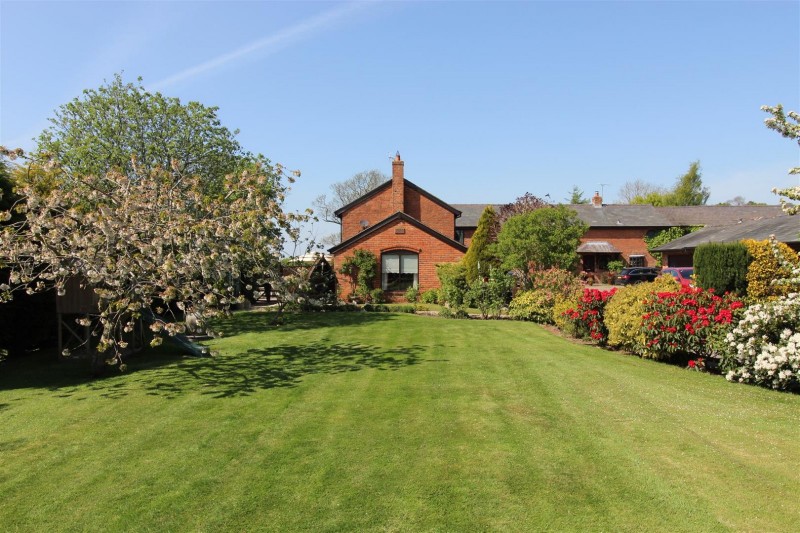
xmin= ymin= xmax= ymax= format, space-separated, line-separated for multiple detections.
xmin=639 ymin=286 xmax=744 ymax=361
xmin=562 ymin=288 xmax=617 ymax=345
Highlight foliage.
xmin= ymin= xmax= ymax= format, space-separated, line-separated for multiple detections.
xmin=462 ymin=205 xmax=499 ymax=283
xmin=493 ymin=205 xmax=587 ymax=286
xmin=466 ymin=268 xmax=512 ymax=319
xmin=420 ymin=288 xmax=440 ymax=305
xmin=496 ymin=192 xmax=549 ymax=225
xmin=436 ymin=262 xmax=468 ymax=311
xmin=671 ymin=161 xmax=710 ymax=206
xmin=562 ymin=288 xmax=617 ymax=344
xmin=742 ymin=239 xmax=799 ymax=300
xmin=338 ymin=249 xmax=378 ymax=303
xmin=617 ymin=179 xmax=665 ymax=204
xmin=508 ymin=291 xmax=553 ymax=323
xmin=510 ymin=267 xmax=583 ymax=324
xmin=0 ymin=158 xmax=17 ymax=213
xmin=631 ymin=161 xmax=709 ymax=206
xmin=768 ymin=236 xmax=800 ymax=288
xmin=721 ymin=293 xmax=800 ymax=391
xmin=438 ymin=306 xmax=470 ymax=319
xmin=644 ymin=226 xmax=699 ymax=266
xmin=369 ymin=288 xmax=385 ymax=304
xmin=693 ymin=242 xmax=751 ymax=296
xmin=312 ymin=169 xmax=386 ymax=224
xmin=0 ymin=150 xmax=302 ymax=369
xmin=566 ymin=185 xmax=589 ymax=204
xmin=639 ymin=287 xmax=744 ymax=361
xmin=34 ymin=74 xmax=247 ymax=195
xmin=605 ymin=276 xmax=680 ymax=353
xmin=404 ymin=286 xmax=419 ymax=303
xmin=552 ymin=297 xmax=580 ymax=336
xmin=606 ymin=259 xmax=624 ymax=273
xmin=761 ymin=104 xmax=800 ymax=214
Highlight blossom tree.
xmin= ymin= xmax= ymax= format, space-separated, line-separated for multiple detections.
xmin=0 ymin=147 xmax=305 ymax=370
xmin=762 ymin=104 xmax=800 ymax=214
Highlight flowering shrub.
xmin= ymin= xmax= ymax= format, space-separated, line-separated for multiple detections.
xmin=721 ymin=293 xmax=800 ymax=391
xmin=508 ymin=290 xmax=554 ymax=323
xmin=605 ymin=276 xmax=680 ymax=353
xmin=553 ymin=297 xmax=580 ymax=337
xmin=510 ymin=268 xmax=583 ymax=324
xmin=529 ymin=268 xmax=584 ymax=300
xmin=687 ymin=357 xmax=707 ymax=372
xmin=639 ymin=287 xmax=744 ymax=361
xmin=467 ymin=268 xmax=512 ymax=319
xmin=562 ymin=288 xmax=617 ymax=344
xmin=742 ymin=239 xmax=799 ymax=300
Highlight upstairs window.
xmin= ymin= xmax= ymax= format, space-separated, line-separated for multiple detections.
xmin=382 ymin=252 xmax=418 ymax=291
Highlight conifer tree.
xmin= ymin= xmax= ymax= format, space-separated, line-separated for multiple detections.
xmin=463 ymin=206 xmax=499 ymax=283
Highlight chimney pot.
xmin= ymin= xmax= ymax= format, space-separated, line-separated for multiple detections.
xmin=592 ymin=191 xmax=603 ymax=208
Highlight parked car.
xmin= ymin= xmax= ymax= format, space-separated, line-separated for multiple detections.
xmin=662 ymin=267 xmax=694 ymax=288
xmin=614 ymin=267 xmax=659 ymax=285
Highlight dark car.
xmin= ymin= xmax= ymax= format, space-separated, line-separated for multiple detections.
xmin=662 ymin=267 xmax=694 ymax=288
xmin=614 ymin=267 xmax=659 ymax=285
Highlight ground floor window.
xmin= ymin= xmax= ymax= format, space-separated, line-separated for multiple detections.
xmin=629 ymin=254 xmax=645 ymax=267
xmin=382 ymin=252 xmax=418 ymax=291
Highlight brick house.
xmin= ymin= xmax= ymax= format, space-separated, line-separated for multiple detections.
xmin=329 ymin=154 xmax=467 ymax=302
xmin=329 ymin=155 xmax=784 ymax=300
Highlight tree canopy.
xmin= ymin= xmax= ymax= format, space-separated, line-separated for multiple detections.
xmin=566 ymin=186 xmax=589 ymax=204
xmin=629 ymin=161 xmax=709 ymax=206
xmin=762 ymin=104 xmax=800 ymax=214
xmin=493 ymin=205 xmax=587 ymax=286
xmin=0 ymin=76 xmax=305 ymax=370
xmin=35 ymin=73 xmax=247 ymax=193
xmin=496 ymin=192 xmax=550 ymax=225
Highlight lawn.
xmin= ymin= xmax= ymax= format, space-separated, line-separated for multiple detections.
xmin=1 ymin=311 xmax=798 ymax=532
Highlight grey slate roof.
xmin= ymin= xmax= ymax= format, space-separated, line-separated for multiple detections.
xmin=450 ymin=204 xmax=502 ymax=227
xmin=569 ymin=204 xmax=674 ymax=227
xmin=652 ymin=215 xmax=800 ymax=252
xmin=452 ymin=203 xmax=786 ymax=229
xmin=577 ymin=241 xmax=621 ymax=253
xmin=656 ymin=206 xmax=784 ymax=227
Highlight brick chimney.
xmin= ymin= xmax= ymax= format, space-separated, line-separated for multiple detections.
xmin=591 ymin=191 xmax=603 ymax=208
xmin=392 ymin=151 xmax=405 ymax=213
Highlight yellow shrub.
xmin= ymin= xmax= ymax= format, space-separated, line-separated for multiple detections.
xmin=742 ymin=239 xmax=799 ymax=300
xmin=604 ymin=276 xmax=680 ymax=353
xmin=553 ymin=295 xmax=580 ymax=337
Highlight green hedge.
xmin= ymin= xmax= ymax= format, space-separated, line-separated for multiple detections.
xmin=694 ymin=242 xmax=751 ymax=295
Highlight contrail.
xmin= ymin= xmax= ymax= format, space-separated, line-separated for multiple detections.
xmin=151 ymin=2 xmax=373 ymax=90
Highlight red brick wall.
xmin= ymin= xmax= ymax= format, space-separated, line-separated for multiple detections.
xmin=341 ymin=183 xmax=457 ymax=243
xmin=340 ymin=187 xmax=393 ymax=242
xmin=404 ymin=187 xmax=456 ymax=237
xmin=581 ymin=228 xmax=656 ymax=266
xmin=332 ymin=219 xmax=465 ymax=302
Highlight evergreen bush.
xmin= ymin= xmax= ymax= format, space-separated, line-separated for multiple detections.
xmin=693 ymin=242 xmax=750 ymax=295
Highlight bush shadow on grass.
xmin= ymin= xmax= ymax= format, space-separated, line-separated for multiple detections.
xmin=135 ymin=340 xmax=426 ymax=399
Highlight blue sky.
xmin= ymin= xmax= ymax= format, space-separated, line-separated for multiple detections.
xmin=1 ymin=1 xmax=799 ymax=243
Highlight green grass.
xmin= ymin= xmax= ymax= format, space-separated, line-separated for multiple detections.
xmin=1 ymin=311 xmax=798 ymax=532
